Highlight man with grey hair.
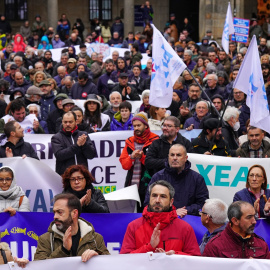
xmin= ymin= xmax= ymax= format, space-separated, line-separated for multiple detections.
xmin=103 ymin=91 xmax=122 ymax=121
xmin=52 ymin=53 xmax=69 ymax=77
xmin=13 ymin=55 xmax=28 ymax=75
xmin=58 ymin=76 xmax=74 ymax=95
xmin=203 ymin=201 xmax=270 ymax=258
xmin=120 ymin=180 xmax=201 ymax=255
xmin=183 ymin=49 xmax=196 ymax=71
xmin=145 ymin=144 xmax=208 ymax=217
xmin=199 ymin=198 xmax=228 ymax=254
xmin=202 ymin=73 xmax=223 ymax=100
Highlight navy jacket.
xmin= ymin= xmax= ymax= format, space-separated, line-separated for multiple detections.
xmin=97 ymin=73 xmax=111 ymax=100
xmin=233 ymin=188 xmax=270 ymax=218
xmin=144 ymin=160 xmax=209 ymax=215
xmin=70 ymin=79 xmax=98 ymax=99
xmin=40 ymin=92 xmax=56 ymax=121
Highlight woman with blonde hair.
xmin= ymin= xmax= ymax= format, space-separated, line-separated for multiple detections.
xmin=33 ymin=71 xmax=47 ymax=86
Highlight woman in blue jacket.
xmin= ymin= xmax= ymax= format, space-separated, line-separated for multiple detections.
xmin=38 ymin=35 xmax=53 ymax=50
xmin=233 ymin=164 xmax=270 ymax=218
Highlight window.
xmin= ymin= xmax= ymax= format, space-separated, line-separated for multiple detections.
xmin=5 ymin=0 xmax=28 ymax=21
xmin=89 ymin=0 xmax=112 ymax=21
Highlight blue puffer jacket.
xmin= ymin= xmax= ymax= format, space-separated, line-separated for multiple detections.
xmin=144 ymin=160 xmax=209 ymax=215
xmin=110 ymin=112 xmax=133 ymax=131
xmin=233 ymin=188 xmax=270 ymax=218
xmin=38 ymin=36 xmax=53 ymax=50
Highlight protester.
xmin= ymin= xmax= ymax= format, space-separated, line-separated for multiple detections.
xmin=62 ymin=165 xmax=109 ymax=213
xmin=233 ymin=165 xmax=270 ymax=218
xmin=148 ymin=106 xmax=166 ymax=131
xmin=0 ymin=166 xmax=30 ymax=215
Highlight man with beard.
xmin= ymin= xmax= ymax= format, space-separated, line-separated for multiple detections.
xmin=145 ymin=116 xmax=192 ymax=176
xmin=203 ymin=201 xmax=270 ymax=259
xmin=34 ymin=193 xmax=109 ymax=260
xmin=120 ymin=180 xmax=201 ymax=255
xmin=258 ymin=37 xmax=269 ymax=56
xmin=97 ymin=59 xmax=114 ymax=99
xmin=262 ymin=64 xmax=270 ymax=83
xmin=144 ymin=144 xmax=208 ymax=217
xmin=119 ymin=112 xmax=159 ymax=211
xmin=236 ymin=126 xmax=270 ymax=158
xmin=192 ymin=118 xmax=231 ymax=156
xmin=103 ymin=91 xmax=122 ymax=121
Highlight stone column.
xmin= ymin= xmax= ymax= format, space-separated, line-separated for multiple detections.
xmin=47 ymin=0 xmax=58 ymax=29
xmin=124 ymin=0 xmax=134 ymax=38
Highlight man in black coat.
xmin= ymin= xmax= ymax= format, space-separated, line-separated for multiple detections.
xmin=0 ymin=121 xmax=39 ymax=159
xmin=51 ymin=111 xmax=96 ymax=175
xmin=145 ymin=116 xmax=193 ymax=176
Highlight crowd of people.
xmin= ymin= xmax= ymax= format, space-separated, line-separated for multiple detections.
xmin=1 ymin=1 xmax=270 ymax=266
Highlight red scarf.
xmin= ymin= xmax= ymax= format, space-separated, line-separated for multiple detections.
xmin=134 ymin=127 xmax=150 ymax=144
xmin=62 ymin=125 xmax=78 ymax=134
xmin=143 ymin=206 xmax=177 ymax=230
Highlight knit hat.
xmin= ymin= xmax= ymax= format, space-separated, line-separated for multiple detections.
xmin=203 ymin=118 xmax=220 ymax=131
xmin=173 ymin=90 xmax=182 ymax=100
xmin=132 ymin=112 xmax=149 ymax=127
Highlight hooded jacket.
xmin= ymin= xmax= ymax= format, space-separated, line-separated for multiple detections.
xmin=38 ymin=35 xmax=53 ymax=50
xmin=0 ymin=166 xmax=30 ymax=212
xmin=144 ymin=161 xmax=209 ymax=215
xmin=13 ymin=33 xmax=27 ymax=52
xmin=120 ymin=206 xmax=201 ymax=255
xmin=34 ymin=218 xmax=109 ymax=260
xmin=110 ymin=57 xmax=133 ymax=82
xmin=110 ymin=111 xmax=133 ymax=131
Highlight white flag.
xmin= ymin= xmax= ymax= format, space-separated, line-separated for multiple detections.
xmin=222 ymin=2 xmax=235 ymax=54
xmin=150 ymin=24 xmax=186 ymax=107
xmin=233 ymin=35 xmax=270 ymax=133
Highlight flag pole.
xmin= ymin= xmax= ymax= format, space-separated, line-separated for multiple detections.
xmin=185 ymin=68 xmax=222 ymax=119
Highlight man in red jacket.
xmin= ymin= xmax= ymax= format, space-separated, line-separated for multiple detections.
xmin=203 ymin=201 xmax=270 ymax=259
xmin=120 ymin=180 xmax=201 ymax=255
xmin=119 ymin=112 xmax=159 ymax=211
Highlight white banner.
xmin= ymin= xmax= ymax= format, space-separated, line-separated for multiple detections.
xmin=20 ymin=131 xmax=270 ymax=208
xmin=2 ymin=253 xmax=270 ymax=270
xmin=0 ymin=156 xmax=62 ymax=212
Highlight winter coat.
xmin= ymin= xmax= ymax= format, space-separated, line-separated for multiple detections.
xmin=101 ymin=26 xmax=111 ymax=43
xmin=192 ymin=131 xmax=232 ymax=157
xmin=183 ymin=113 xmax=203 ymax=129
xmin=0 ymin=138 xmax=39 ymax=160
xmin=51 ymin=129 xmax=96 ymax=175
xmin=239 ymin=103 xmax=250 ymax=135
xmin=144 ymin=161 xmax=209 ymax=215
xmin=40 ymin=92 xmax=56 ymax=121
xmin=236 ymin=140 xmax=270 ymax=158
xmin=52 ymin=38 xmax=65 ymax=49
xmin=8 ymin=79 xmax=31 ymax=94
xmin=145 ymin=133 xmax=193 ymax=176
xmin=110 ymin=22 xmax=124 ymax=39
xmin=131 ymin=52 xmax=143 ymax=66
xmin=110 ymin=112 xmax=133 ymax=131
xmin=203 ymin=223 xmax=270 ymax=259
xmin=119 ymin=132 xmax=159 ymax=202
xmin=13 ymin=33 xmax=27 ymax=52
xmin=221 ymin=122 xmax=238 ymax=155
xmin=0 ymin=166 xmax=30 ymax=212
xmin=70 ymin=80 xmax=98 ymax=99
xmin=233 ymin=188 xmax=270 ymax=218
xmin=120 ymin=206 xmax=200 ymax=255
xmin=34 ymin=218 xmax=110 ymax=260
xmin=63 ymin=186 xmax=109 ymax=213
xmin=148 ymin=118 xmax=164 ymax=131
xmin=97 ymin=73 xmax=112 ymax=100
xmin=202 ymin=85 xmax=223 ymax=100
xmin=47 ymin=108 xmax=64 ymax=134
xmin=38 ymin=36 xmax=53 ymax=50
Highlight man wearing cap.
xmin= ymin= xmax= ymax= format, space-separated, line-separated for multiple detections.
xmin=39 ymin=80 xmax=56 ymax=121
xmin=24 ymin=85 xmax=44 ymax=106
xmin=46 ymin=93 xmax=68 ymax=134
xmin=55 ymin=99 xmax=75 ymax=132
xmin=112 ymin=73 xmax=140 ymax=101
xmin=4 ymin=63 xmax=18 ymax=84
xmin=54 ymin=66 xmax=67 ymax=88
xmin=119 ymin=112 xmax=159 ymax=211
xmin=8 ymin=71 xmax=31 ymax=94
xmin=70 ymin=71 xmax=97 ymax=99
xmin=192 ymin=118 xmax=231 ymax=156
xmin=51 ymin=111 xmax=96 ymax=175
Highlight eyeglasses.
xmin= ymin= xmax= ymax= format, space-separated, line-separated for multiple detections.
xmin=70 ymin=177 xmax=85 ymax=182
xmin=199 ymin=210 xmax=212 ymax=218
xmin=248 ymin=174 xmax=263 ymax=179
xmin=162 ymin=124 xmax=177 ymax=129
xmin=0 ymin=178 xmax=13 ymax=183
